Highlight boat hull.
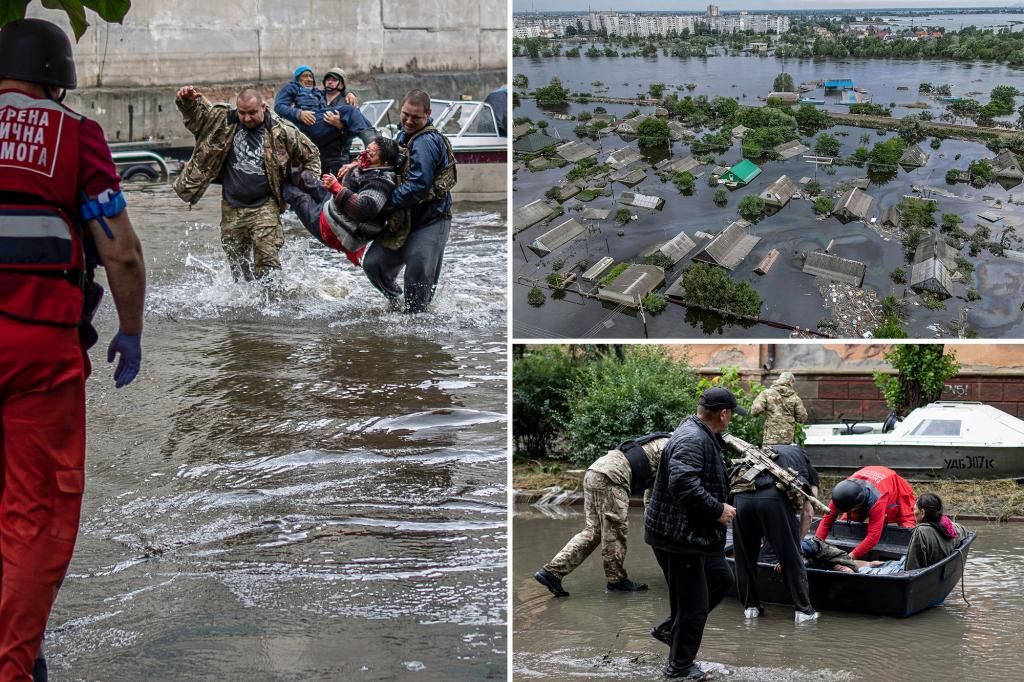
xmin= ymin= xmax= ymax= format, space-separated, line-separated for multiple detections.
xmin=725 ymin=521 xmax=975 ymax=617
xmin=452 ymin=147 xmax=507 ymax=203
xmin=803 ymin=443 xmax=1024 ymax=480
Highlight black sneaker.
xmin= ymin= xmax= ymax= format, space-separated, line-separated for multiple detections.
xmin=607 ymin=579 xmax=648 ymax=592
xmin=664 ymin=663 xmax=707 ymax=680
xmin=651 ymin=625 xmax=671 ymax=646
xmin=534 ymin=569 xmax=569 ymax=597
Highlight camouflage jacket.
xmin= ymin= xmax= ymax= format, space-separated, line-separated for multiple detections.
xmin=589 ymin=437 xmax=668 ymax=503
xmin=173 ymin=95 xmax=320 ymax=209
xmin=750 ymin=383 xmax=808 ymax=446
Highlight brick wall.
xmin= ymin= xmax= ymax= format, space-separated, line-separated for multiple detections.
xmin=796 ymin=374 xmax=1024 ymax=421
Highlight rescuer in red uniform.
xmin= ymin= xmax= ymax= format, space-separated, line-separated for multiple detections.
xmin=0 ymin=19 xmax=146 ymax=680
xmin=816 ymin=465 xmax=917 ymax=560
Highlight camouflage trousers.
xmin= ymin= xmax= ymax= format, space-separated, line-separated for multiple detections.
xmin=544 ymin=470 xmax=630 ymax=583
xmin=220 ymin=200 xmax=284 ymax=281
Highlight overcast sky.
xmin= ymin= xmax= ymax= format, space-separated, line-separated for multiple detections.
xmin=513 ymin=2 xmax=1011 ymax=13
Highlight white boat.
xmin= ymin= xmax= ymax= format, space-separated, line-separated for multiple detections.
xmin=359 ymin=99 xmax=507 ymax=203
xmin=803 ymin=401 xmax=1024 ymax=481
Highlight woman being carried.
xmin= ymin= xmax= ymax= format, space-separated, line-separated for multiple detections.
xmin=282 ymin=137 xmax=399 ymax=266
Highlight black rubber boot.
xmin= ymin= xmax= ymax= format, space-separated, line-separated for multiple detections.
xmin=534 ymin=569 xmax=569 ymax=597
xmin=607 ymin=578 xmax=648 ymax=592
xmin=664 ymin=663 xmax=707 ymax=680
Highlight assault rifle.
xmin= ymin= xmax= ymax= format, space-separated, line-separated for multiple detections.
xmin=722 ymin=433 xmax=831 ymax=515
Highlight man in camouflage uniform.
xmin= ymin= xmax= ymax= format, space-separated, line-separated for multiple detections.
xmin=750 ymin=372 xmax=808 ymax=447
xmin=174 ymin=85 xmax=320 ymax=281
xmin=534 ymin=434 xmax=669 ymax=597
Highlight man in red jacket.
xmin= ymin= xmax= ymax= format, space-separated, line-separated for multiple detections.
xmin=816 ymin=466 xmax=916 ymax=559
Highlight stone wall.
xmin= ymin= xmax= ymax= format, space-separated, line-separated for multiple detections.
xmin=29 ymin=1 xmax=506 ymax=87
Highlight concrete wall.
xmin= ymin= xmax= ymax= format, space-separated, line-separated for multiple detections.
xmin=29 ymin=1 xmax=507 ymax=87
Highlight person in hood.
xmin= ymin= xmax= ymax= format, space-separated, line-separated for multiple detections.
xmin=750 ymin=372 xmax=807 ymax=447
xmin=815 ymin=466 xmax=917 ymax=560
xmin=275 ymin=65 xmax=374 ymax=175
xmin=281 ymin=137 xmax=399 ymax=267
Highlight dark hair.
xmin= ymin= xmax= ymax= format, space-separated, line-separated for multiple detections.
xmin=372 ymin=136 xmax=400 ymax=167
xmin=916 ymin=493 xmax=943 ymax=523
xmin=697 ymin=404 xmax=726 ymax=419
xmin=403 ymin=89 xmax=431 ymax=111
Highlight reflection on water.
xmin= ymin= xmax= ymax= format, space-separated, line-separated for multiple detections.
xmin=514 ymin=506 xmax=1024 ymax=680
xmin=49 ymin=185 xmax=507 ymax=679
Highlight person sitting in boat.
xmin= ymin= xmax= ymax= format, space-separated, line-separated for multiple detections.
xmin=815 ymin=466 xmax=917 ymax=560
xmin=274 ymin=65 xmax=376 ymax=175
xmin=280 ymin=137 xmax=399 ymax=266
xmin=803 ymin=494 xmax=968 ymax=575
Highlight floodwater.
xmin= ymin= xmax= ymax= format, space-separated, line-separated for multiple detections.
xmin=46 ymin=184 xmax=508 ymax=680
xmin=514 ymin=505 xmax=1024 ymax=680
xmin=513 ymin=55 xmax=1024 ymax=339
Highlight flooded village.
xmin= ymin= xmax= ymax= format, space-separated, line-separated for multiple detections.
xmin=512 ymin=9 xmax=1024 ymax=339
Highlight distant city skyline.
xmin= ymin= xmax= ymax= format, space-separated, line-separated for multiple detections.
xmin=513 ymin=2 xmax=1011 ymax=12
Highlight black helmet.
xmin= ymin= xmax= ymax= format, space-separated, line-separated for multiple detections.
xmin=831 ymin=479 xmax=868 ymax=513
xmin=0 ymin=19 xmax=77 ymax=89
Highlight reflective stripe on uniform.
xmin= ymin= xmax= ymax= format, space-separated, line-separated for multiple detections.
xmin=0 ymin=209 xmax=74 ymax=266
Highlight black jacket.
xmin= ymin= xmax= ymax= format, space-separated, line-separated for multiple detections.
xmin=645 ymin=416 xmax=730 ymax=555
xmin=753 ymin=443 xmax=817 ymax=492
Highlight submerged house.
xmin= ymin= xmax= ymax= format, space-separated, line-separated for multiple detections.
xmin=834 ymin=187 xmax=874 ymax=221
xmin=899 ymin=144 xmax=931 ymax=168
xmin=719 ymin=159 xmax=762 ymax=186
xmin=693 ymin=219 xmax=760 ymax=270
xmin=881 ymin=204 xmax=903 ymax=229
xmin=616 ymin=115 xmax=651 ymax=136
xmin=597 ymin=264 xmax=666 ymax=308
xmin=910 ymin=234 xmax=957 ymax=299
xmin=513 ymin=131 xmax=556 ymax=156
xmin=606 ymin=147 xmax=642 ymax=169
xmin=774 ymin=139 xmax=810 ymax=160
xmin=529 ymin=218 xmax=585 ymax=257
xmin=759 ymin=174 xmax=798 ymax=208
xmin=992 ymin=150 xmax=1024 ymax=181
xmin=802 ymin=251 xmax=866 ymax=287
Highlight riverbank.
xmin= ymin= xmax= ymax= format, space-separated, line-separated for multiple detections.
xmin=513 ymin=460 xmax=1024 ymax=521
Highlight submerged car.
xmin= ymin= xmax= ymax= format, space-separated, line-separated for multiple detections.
xmin=803 ymin=401 xmax=1024 ymax=481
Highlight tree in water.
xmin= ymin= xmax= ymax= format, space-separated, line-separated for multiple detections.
xmin=772 ymin=72 xmax=796 ymax=93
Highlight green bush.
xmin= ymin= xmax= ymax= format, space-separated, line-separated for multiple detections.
xmin=714 ymin=187 xmax=728 ymax=206
xmin=678 ymin=262 xmax=762 ymax=318
xmin=615 ymin=208 xmax=632 ymax=225
xmin=637 ymin=117 xmax=671 ymax=147
xmin=814 ymin=133 xmax=842 ymax=157
xmin=738 ymin=195 xmax=765 ymax=221
xmin=534 ymin=78 xmax=570 ymax=106
xmin=527 ymin=286 xmax=546 ymax=307
xmin=512 ymin=347 xmax=580 ymax=459
xmin=694 ymin=368 xmax=765 ymax=450
xmin=643 ymin=292 xmax=668 ymax=314
xmin=873 ymin=345 xmax=960 ymax=413
xmin=813 ymin=196 xmax=834 ymax=215
xmin=674 ymin=170 xmax=696 ymax=194
xmin=561 ymin=347 xmax=698 ymax=465
xmin=890 ymin=266 xmax=907 ymax=284
xmin=805 ymin=180 xmax=821 ymax=196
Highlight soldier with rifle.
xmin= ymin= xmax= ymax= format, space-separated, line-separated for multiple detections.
xmin=724 ymin=434 xmax=825 ymax=623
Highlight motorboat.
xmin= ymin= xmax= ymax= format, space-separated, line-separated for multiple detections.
xmin=358 ymin=99 xmax=507 ymax=202
xmin=724 ymin=520 xmax=975 ymax=617
xmin=800 ymin=97 xmax=825 ymax=105
xmin=803 ymin=401 xmax=1024 ymax=480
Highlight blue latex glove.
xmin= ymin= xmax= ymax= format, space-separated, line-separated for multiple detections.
xmin=107 ymin=331 xmax=142 ymax=388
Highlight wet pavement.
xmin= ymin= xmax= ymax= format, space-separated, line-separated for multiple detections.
xmin=513 ymin=55 xmax=1024 ymax=339
xmin=46 ymin=184 xmax=508 ymax=680
xmin=514 ymin=505 xmax=1024 ymax=680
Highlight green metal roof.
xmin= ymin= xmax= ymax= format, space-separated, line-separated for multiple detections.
xmin=722 ymin=159 xmax=762 ymax=184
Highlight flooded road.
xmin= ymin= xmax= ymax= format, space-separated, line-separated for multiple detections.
xmin=514 ymin=506 xmax=1024 ymax=680
xmin=47 ymin=184 xmax=508 ymax=679
xmin=513 ymin=55 xmax=1024 ymax=339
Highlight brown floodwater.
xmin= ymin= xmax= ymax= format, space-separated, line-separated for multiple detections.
xmin=43 ymin=184 xmax=508 ymax=680
xmin=513 ymin=505 xmax=1024 ymax=680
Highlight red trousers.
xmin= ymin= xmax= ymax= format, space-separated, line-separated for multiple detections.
xmin=0 ymin=320 xmax=86 ymax=681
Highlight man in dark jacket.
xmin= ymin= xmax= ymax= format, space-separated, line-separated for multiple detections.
xmin=728 ymin=443 xmax=819 ymax=623
xmin=362 ymin=89 xmax=455 ymax=313
xmin=645 ymin=388 xmax=742 ymax=680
